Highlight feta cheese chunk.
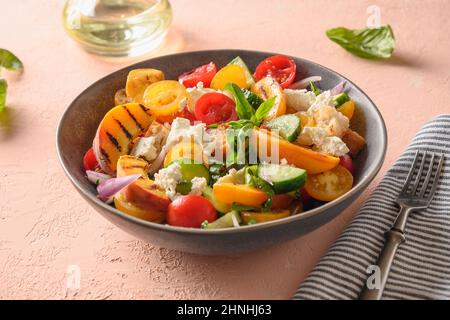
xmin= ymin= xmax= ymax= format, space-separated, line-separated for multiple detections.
xmin=305 ymin=91 xmax=349 ymax=138
xmin=296 ymin=127 xmax=349 ymax=157
xmin=154 ymin=163 xmax=183 ymax=200
xmin=284 ymin=89 xmax=316 ymax=112
xmin=190 ymin=177 xmax=208 ymax=196
xmin=131 ymin=136 xmax=158 ymax=162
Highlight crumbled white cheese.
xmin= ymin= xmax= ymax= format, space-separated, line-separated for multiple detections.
xmin=154 ymin=163 xmax=183 ymax=200
xmin=166 ymin=118 xmax=205 ymax=147
xmin=189 ymin=177 xmax=208 ymax=196
xmin=284 ymin=89 xmax=316 ymax=112
xmin=303 ymin=91 xmax=349 ymax=138
xmin=296 ymin=127 xmax=349 ymax=157
xmin=131 ymin=136 xmax=158 ymax=162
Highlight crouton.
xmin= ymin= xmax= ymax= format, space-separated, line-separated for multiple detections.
xmin=342 ymin=129 xmax=366 ymax=157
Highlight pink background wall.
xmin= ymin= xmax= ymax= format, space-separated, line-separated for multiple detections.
xmin=0 ymin=0 xmax=449 ymax=299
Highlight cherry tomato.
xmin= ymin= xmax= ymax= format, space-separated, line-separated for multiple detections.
xmin=194 ymin=92 xmax=238 ymax=125
xmin=304 ymin=165 xmax=353 ymax=202
xmin=271 ymin=194 xmax=294 ymax=209
xmin=178 ymin=62 xmax=217 ymax=88
xmin=254 ymin=55 xmax=297 ymax=89
xmin=339 ymin=154 xmax=354 ymax=174
xmin=175 ymin=106 xmax=196 ymax=124
xmin=143 ymin=80 xmax=190 ymax=122
xmin=83 ymin=147 xmax=98 ymax=171
xmin=167 ymin=195 xmax=217 ymax=228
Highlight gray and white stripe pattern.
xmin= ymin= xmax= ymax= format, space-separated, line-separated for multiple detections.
xmin=293 ymin=114 xmax=450 ymax=300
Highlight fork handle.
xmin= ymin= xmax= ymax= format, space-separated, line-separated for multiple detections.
xmin=359 ymin=229 xmax=405 ymax=300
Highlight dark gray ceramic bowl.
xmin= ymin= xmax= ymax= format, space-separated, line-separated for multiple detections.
xmin=57 ymin=49 xmax=387 ymax=255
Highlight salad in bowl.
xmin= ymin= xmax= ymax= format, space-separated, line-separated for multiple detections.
xmin=83 ymin=55 xmax=366 ymax=230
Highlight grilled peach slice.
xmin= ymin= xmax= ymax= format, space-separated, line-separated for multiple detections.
xmin=253 ymin=129 xmax=339 ymax=174
xmin=251 ymin=77 xmax=286 ymax=121
xmin=125 ymin=69 xmax=165 ymax=103
xmin=116 ymin=155 xmax=170 ymax=215
xmin=93 ymin=103 xmax=154 ymax=175
xmin=116 ymin=155 xmax=149 ymax=178
xmin=122 ymin=178 xmax=170 ymax=213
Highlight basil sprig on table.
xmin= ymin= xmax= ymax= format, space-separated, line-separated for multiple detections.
xmin=326 ymin=25 xmax=395 ymax=59
xmin=0 ymin=49 xmax=23 ymax=112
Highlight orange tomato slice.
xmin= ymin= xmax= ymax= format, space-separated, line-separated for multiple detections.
xmin=304 ymin=165 xmax=353 ymax=202
xmin=210 ymin=64 xmax=247 ymax=90
xmin=143 ymin=80 xmax=189 ymax=122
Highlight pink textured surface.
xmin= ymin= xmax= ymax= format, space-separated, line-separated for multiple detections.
xmin=1 ymin=0 xmax=449 ymax=299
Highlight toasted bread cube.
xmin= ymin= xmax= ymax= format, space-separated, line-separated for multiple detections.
xmin=342 ymin=129 xmax=366 ymax=157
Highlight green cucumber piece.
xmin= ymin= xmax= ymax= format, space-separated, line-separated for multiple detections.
xmin=333 ymin=92 xmax=350 ymax=107
xmin=258 ymin=163 xmax=307 ymax=194
xmin=265 ymin=114 xmax=301 ymax=142
xmin=176 ymin=181 xmax=192 ymax=195
xmin=202 ymin=186 xmax=230 ymax=214
xmin=170 ymin=158 xmax=210 ymax=183
xmin=242 ymin=88 xmax=263 ymax=109
xmin=204 ymin=211 xmax=242 ymax=229
xmin=228 ymin=56 xmax=255 ymax=88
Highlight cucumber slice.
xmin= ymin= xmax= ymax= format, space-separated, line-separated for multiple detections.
xmin=265 ymin=114 xmax=301 ymax=142
xmin=204 ymin=211 xmax=242 ymax=229
xmin=228 ymin=56 xmax=255 ymax=88
xmin=242 ymin=88 xmax=263 ymax=109
xmin=170 ymin=158 xmax=210 ymax=183
xmin=258 ymin=163 xmax=307 ymax=194
xmin=202 ymin=186 xmax=230 ymax=214
xmin=333 ymin=92 xmax=350 ymax=107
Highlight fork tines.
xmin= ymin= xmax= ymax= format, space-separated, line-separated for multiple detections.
xmin=399 ymin=150 xmax=445 ymax=201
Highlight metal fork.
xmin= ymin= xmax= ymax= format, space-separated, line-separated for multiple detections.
xmin=360 ymin=150 xmax=445 ymax=300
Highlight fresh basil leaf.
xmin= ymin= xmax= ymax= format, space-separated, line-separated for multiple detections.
xmin=208 ymin=123 xmax=219 ymax=129
xmin=0 ymin=49 xmax=23 ymax=71
xmin=224 ymin=83 xmax=254 ymax=120
xmin=244 ymin=166 xmax=274 ymax=211
xmin=254 ymin=96 xmax=276 ymax=124
xmin=310 ymin=81 xmax=321 ymax=96
xmin=228 ymin=119 xmax=253 ymax=129
xmin=326 ymin=25 xmax=395 ymax=59
xmin=0 ymin=79 xmax=6 ymax=112
xmin=231 ymin=203 xmax=258 ymax=212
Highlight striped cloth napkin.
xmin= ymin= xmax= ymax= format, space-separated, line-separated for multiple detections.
xmin=293 ymin=114 xmax=450 ymax=300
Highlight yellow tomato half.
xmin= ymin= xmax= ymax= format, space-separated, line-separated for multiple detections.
xmin=337 ymin=100 xmax=356 ymax=120
xmin=210 ymin=64 xmax=247 ymax=90
xmin=143 ymin=80 xmax=189 ymax=122
xmin=163 ymin=141 xmax=206 ymax=167
xmin=304 ymin=165 xmax=353 ymax=202
xmin=114 ymin=192 xmax=165 ymax=223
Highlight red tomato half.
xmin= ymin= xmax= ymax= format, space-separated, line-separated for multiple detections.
xmin=83 ymin=147 xmax=98 ymax=171
xmin=167 ymin=195 xmax=217 ymax=228
xmin=175 ymin=106 xmax=196 ymax=124
xmin=195 ymin=92 xmax=238 ymax=125
xmin=254 ymin=55 xmax=297 ymax=88
xmin=178 ymin=62 xmax=217 ymax=88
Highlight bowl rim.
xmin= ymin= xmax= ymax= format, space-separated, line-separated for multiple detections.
xmin=56 ymin=49 xmax=387 ymax=235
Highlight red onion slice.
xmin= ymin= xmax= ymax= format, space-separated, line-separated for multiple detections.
xmin=330 ymin=81 xmax=346 ymax=96
xmin=148 ymin=146 xmax=167 ymax=175
xmin=97 ymin=174 xmax=140 ymax=203
xmin=288 ymin=76 xmax=322 ymax=90
xmin=86 ymin=170 xmax=112 ymax=186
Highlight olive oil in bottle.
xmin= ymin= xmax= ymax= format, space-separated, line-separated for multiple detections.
xmin=63 ymin=0 xmax=172 ymax=57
